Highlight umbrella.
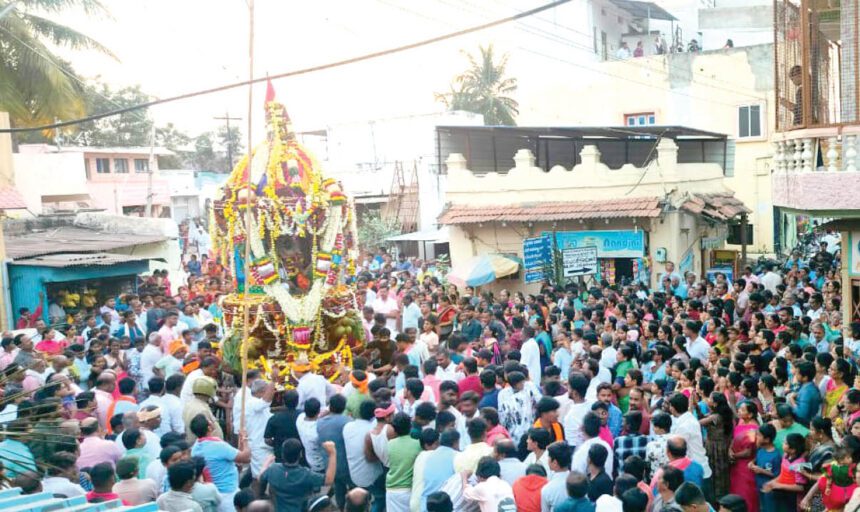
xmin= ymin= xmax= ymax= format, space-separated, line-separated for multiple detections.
xmin=447 ymin=254 xmax=521 ymax=287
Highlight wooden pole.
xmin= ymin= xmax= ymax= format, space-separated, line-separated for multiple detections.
xmin=240 ymin=0 xmax=255 ymax=436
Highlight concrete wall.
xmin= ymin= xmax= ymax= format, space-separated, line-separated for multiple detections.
xmin=12 ymin=151 xmax=91 ymax=214
xmin=521 ymin=44 xmax=776 ymax=253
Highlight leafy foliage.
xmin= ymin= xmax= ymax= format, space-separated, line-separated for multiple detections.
xmin=357 ymin=209 xmax=401 ymax=253
xmin=0 ymin=0 xmax=114 ymax=132
xmin=436 ymin=44 xmax=519 ymax=126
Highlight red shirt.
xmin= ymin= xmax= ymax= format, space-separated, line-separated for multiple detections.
xmin=87 ymin=491 xmax=129 ymax=505
xmin=512 ymin=474 xmax=548 ymax=512
xmin=458 ymin=375 xmax=483 ymax=398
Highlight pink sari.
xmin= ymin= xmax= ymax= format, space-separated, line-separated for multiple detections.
xmin=730 ymin=421 xmax=759 ymax=512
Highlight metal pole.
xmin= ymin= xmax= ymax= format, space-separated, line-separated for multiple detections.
xmin=214 ymin=113 xmax=243 ymax=172
xmin=145 ymin=123 xmax=156 ymax=217
xmin=240 ymin=0 xmax=255 ymax=438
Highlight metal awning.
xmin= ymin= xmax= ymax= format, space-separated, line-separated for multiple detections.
xmin=10 ymin=253 xmax=164 ymax=268
xmin=609 ymin=0 xmax=677 ymax=21
xmin=4 ymin=226 xmax=169 ymax=259
xmin=387 ymin=227 xmax=449 ymax=243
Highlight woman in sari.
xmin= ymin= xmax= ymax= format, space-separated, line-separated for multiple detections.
xmin=798 ymin=417 xmax=836 ymax=512
xmin=436 ymin=294 xmax=457 ymax=346
xmin=730 ymin=401 xmax=760 ymax=512
xmin=825 ymin=358 xmax=852 ymax=419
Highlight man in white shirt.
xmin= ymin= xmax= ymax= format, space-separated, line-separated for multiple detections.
xmin=181 ymin=356 xmax=220 ymax=404
xmin=520 ymin=326 xmax=542 ymax=385
xmin=571 ymin=412 xmax=613 ymax=476
xmin=562 ymin=372 xmax=594 ymax=450
xmin=760 ymin=263 xmax=783 ymax=294
xmin=400 ymin=294 xmax=421 ymax=332
xmin=667 ymin=392 xmax=712 ymax=480
xmin=435 ymin=349 xmax=464 ymax=383
xmin=160 ymin=373 xmax=185 ymax=435
xmin=139 ymin=333 xmax=163 ymax=387
xmin=232 ymin=379 xmax=273 ymax=478
xmin=294 ymin=355 xmax=336 ymax=410
xmin=139 ymin=377 xmax=180 ymax=437
xmin=371 ymin=285 xmax=399 ymax=335
xmin=42 ymin=452 xmax=86 ymax=498
xmin=684 ymin=321 xmax=710 ymax=362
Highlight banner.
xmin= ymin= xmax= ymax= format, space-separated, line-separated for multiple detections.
xmin=553 ymin=230 xmax=645 ymax=258
xmin=523 ymin=235 xmax=552 ymax=284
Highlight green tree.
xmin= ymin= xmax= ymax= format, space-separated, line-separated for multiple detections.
xmin=156 ymin=122 xmax=193 ymax=169
xmin=357 ymin=209 xmax=401 ymax=252
xmin=75 ymin=83 xmax=154 ymax=147
xmin=0 ymin=0 xmax=114 ymax=131
xmin=436 ymin=44 xmax=519 ymax=126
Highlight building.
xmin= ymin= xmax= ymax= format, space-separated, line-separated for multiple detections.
xmin=437 ymin=126 xmax=749 ymax=291
xmin=2 ymin=212 xmax=180 ymax=326
xmin=770 ymin=0 xmax=860 ymax=323
xmin=521 ymin=42 xmax=777 ymax=254
xmin=14 ymin=144 xmax=173 ymax=216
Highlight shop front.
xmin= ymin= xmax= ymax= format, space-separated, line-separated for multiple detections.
xmin=8 ymin=253 xmax=153 ymax=327
xmin=553 ymin=229 xmax=648 ymax=286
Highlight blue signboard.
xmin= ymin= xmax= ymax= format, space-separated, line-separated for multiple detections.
xmin=523 ymin=235 xmax=552 ymax=283
xmin=552 ymin=230 xmax=645 ymax=258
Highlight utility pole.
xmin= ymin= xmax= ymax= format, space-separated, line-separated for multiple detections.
xmin=145 ymin=123 xmax=156 ymax=217
xmin=214 ymin=112 xmax=242 ymax=172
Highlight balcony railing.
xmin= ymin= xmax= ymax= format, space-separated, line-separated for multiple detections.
xmin=772 ymin=127 xmax=860 ymax=172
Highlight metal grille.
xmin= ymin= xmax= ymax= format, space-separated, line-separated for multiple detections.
xmin=775 ymin=0 xmax=860 ymax=130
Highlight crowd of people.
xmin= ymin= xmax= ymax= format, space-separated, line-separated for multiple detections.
xmin=0 ymin=233 xmax=857 ymax=512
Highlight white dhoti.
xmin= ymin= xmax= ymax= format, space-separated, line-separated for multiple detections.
xmin=386 ymin=488 xmax=411 ymax=512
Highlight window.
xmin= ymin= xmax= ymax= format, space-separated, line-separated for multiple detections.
xmin=134 ymin=159 xmax=149 ymax=173
xmin=114 ymin=158 xmax=129 ymax=173
xmin=94 ymin=158 xmax=110 ymax=174
xmin=624 ymin=113 xmax=656 ymax=126
xmin=738 ymin=104 xmax=763 ymax=138
xmin=727 ymin=223 xmax=754 ymax=245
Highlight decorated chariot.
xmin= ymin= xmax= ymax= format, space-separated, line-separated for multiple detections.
xmin=210 ymin=83 xmax=365 ymax=386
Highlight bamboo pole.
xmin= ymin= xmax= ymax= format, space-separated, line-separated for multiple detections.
xmin=239 ymin=0 xmax=255 ymax=437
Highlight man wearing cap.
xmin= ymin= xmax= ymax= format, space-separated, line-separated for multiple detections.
xmin=294 ymin=353 xmax=335 ymax=410
xmin=183 ymin=376 xmax=223 ymax=442
xmin=138 ymin=405 xmax=163 ymax=459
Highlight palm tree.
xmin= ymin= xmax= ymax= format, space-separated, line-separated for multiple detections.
xmin=436 ymin=44 xmax=519 ymax=126
xmin=0 ymin=0 xmax=114 ymax=132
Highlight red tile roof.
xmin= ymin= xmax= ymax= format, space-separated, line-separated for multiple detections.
xmin=0 ymin=187 xmax=27 ymax=210
xmin=438 ymin=197 xmax=663 ymax=225
xmin=680 ymin=193 xmax=751 ymax=221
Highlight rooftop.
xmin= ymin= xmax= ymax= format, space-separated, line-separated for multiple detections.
xmin=10 ymin=252 xmax=161 ymax=268
xmin=439 ymin=197 xmax=663 ymax=225
xmin=17 ymin=144 xmax=174 ymax=156
xmin=4 ymin=225 xmax=168 ymax=260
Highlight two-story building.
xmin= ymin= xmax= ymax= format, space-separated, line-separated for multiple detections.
xmin=14 ymin=144 xmax=173 ymax=216
xmin=770 ymin=0 xmax=860 ymax=324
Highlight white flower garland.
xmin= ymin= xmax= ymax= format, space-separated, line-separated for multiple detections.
xmin=264 ymin=279 xmax=324 ymax=324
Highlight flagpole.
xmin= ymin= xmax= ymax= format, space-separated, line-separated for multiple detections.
xmin=240 ymin=0 xmax=255 ymax=437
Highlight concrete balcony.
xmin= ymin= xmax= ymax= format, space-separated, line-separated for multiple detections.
xmin=771 ymin=126 xmax=860 ymax=216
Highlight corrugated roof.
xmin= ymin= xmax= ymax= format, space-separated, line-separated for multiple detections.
xmin=5 ymin=226 xmax=168 ymax=260
xmin=680 ymin=193 xmax=751 ymax=221
xmin=10 ymin=253 xmax=161 ymax=268
xmin=439 ymin=197 xmax=663 ymax=225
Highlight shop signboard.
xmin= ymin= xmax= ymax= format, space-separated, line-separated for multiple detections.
xmin=562 ymin=246 xmax=598 ymax=277
xmin=523 ymin=235 xmax=551 ymax=284
xmin=553 ymin=230 xmax=645 ymax=258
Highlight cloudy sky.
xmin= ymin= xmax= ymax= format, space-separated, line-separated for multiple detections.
xmin=57 ymin=0 xmax=566 ymax=139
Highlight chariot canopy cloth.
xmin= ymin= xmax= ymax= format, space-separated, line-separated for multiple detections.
xmin=447 ymin=254 xmax=521 ymax=287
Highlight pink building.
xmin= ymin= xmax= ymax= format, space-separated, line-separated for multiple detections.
xmin=14 ymin=145 xmax=173 ymax=216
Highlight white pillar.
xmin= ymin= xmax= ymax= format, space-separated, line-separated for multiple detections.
xmin=800 ymin=138 xmax=813 ymax=173
xmin=826 ymin=136 xmax=839 ymax=172
xmin=844 ymin=134 xmax=858 ymax=172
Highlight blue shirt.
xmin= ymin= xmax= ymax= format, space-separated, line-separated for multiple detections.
xmin=554 ymin=497 xmax=595 ymax=512
xmin=536 ymin=331 xmax=552 ymax=355
xmin=0 ymin=439 xmax=36 ymax=478
xmin=317 ymin=413 xmax=352 ymax=475
xmin=478 ymin=388 xmax=499 ymax=410
xmin=554 ymin=348 xmax=573 ymax=381
xmin=793 ymin=381 xmax=822 ymax=426
xmin=421 ymin=446 xmax=457 ymax=511
xmin=755 ymin=447 xmax=781 ymax=489
xmin=191 ymin=439 xmax=239 ymax=493
xmin=608 ymin=403 xmax=623 ymax=438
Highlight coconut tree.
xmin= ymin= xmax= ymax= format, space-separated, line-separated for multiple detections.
xmin=436 ymin=44 xmax=519 ymax=126
xmin=0 ymin=0 xmax=114 ymax=132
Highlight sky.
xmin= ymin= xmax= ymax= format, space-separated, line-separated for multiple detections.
xmin=57 ymin=0 xmax=557 ymax=142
